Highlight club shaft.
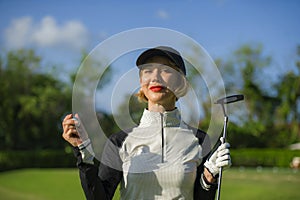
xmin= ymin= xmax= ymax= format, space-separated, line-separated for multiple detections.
xmin=216 ymin=168 xmax=223 ymax=200
xmin=216 ymin=115 xmax=228 ymax=200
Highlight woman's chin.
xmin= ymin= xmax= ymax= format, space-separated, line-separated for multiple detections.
xmin=147 ymin=93 xmax=176 ymax=105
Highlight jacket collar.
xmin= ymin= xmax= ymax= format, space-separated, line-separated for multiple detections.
xmin=139 ymin=108 xmax=181 ymax=128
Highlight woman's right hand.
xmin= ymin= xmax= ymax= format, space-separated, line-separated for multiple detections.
xmin=62 ymin=114 xmax=83 ymax=147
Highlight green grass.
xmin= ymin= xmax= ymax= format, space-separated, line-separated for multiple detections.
xmin=0 ymin=168 xmax=85 ymax=200
xmin=221 ymin=167 xmax=300 ymax=200
xmin=0 ymin=168 xmax=299 ymax=200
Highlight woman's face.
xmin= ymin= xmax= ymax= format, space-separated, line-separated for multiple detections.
xmin=139 ymin=56 xmax=181 ymax=106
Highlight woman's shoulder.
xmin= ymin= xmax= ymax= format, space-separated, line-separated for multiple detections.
xmin=183 ymin=123 xmax=207 ymax=138
xmin=108 ymin=129 xmax=131 ymax=147
xmin=183 ymin=123 xmax=210 ymax=145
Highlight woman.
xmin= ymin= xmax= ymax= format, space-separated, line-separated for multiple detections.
xmin=62 ymin=46 xmax=231 ymax=200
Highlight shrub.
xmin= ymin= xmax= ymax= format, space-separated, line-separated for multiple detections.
xmin=231 ymin=148 xmax=300 ymax=167
xmin=0 ymin=149 xmax=76 ymax=171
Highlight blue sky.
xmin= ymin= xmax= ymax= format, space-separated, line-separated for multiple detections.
xmin=1 ymin=0 xmax=299 ymax=65
xmin=1 ymin=0 xmax=300 ymax=113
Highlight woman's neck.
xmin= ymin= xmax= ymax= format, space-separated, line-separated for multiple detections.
xmin=147 ymin=102 xmax=176 ymax=113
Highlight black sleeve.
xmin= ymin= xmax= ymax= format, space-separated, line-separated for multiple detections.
xmin=73 ymin=147 xmax=122 ymax=200
xmin=193 ymin=129 xmax=217 ymax=200
xmin=73 ymin=131 xmax=127 ymax=200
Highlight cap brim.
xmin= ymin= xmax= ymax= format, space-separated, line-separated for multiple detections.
xmin=136 ymin=48 xmax=177 ymax=67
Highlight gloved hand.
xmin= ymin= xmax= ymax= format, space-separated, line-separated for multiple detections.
xmin=204 ymin=137 xmax=232 ymax=178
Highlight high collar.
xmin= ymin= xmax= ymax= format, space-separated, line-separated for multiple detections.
xmin=139 ymin=108 xmax=182 ymax=128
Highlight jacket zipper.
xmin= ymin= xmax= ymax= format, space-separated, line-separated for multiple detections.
xmin=161 ymin=113 xmax=164 ymax=163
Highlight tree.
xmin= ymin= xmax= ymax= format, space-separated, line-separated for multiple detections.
xmin=274 ymin=45 xmax=300 ymax=146
xmin=219 ymin=44 xmax=300 ymax=148
xmin=0 ymin=49 xmax=72 ymax=150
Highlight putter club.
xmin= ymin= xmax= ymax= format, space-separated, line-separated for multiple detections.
xmin=215 ymin=94 xmax=244 ymax=105
xmin=214 ymin=94 xmax=244 ymax=200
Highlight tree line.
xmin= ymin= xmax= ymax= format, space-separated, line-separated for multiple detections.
xmin=219 ymin=44 xmax=300 ymax=148
xmin=0 ymin=45 xmax=299 ymax=151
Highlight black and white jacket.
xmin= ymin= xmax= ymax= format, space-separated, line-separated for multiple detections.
xmin=73 ymin=109 xmax=217 ymax=200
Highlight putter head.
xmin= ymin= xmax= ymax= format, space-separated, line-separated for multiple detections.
xmin=215 ymin=94 xmax=244 ymax=104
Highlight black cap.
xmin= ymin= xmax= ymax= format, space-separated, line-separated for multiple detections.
xmin=136 ymin=46 xmax=186 ymax=75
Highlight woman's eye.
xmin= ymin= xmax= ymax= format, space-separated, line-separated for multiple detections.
xmin=143 ymin=69 xmax=152 ymax=73
xmin=161 ymin=68 xmax=172 ymax=73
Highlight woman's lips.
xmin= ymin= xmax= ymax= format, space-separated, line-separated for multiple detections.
xmin=150 ymin=86 xmax=164 ymax=92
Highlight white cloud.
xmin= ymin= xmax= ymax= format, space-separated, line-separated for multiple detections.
xmin=4 ymin=16 xmax=89 ymax=50
xmin=156 ymin=9 xmax=170 ymax=20
xmin=4 ymin=17 xmax=33 ymax=49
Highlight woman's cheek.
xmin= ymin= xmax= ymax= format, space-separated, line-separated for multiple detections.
xmin=140 ymin=76 xmax=150 ymax=86
xmin=167 ymin=77 xmax=180 ymax=92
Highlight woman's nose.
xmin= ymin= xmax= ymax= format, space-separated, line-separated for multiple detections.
xmin=150 ymin=69 xmax=161 ymax=82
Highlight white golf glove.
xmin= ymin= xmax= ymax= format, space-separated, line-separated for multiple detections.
xmin=204 ymin=137 xmax=232 ymax=177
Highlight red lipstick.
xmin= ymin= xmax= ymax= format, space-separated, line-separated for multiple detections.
xmin=150 ymin=86 xmax=164 ymax=92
